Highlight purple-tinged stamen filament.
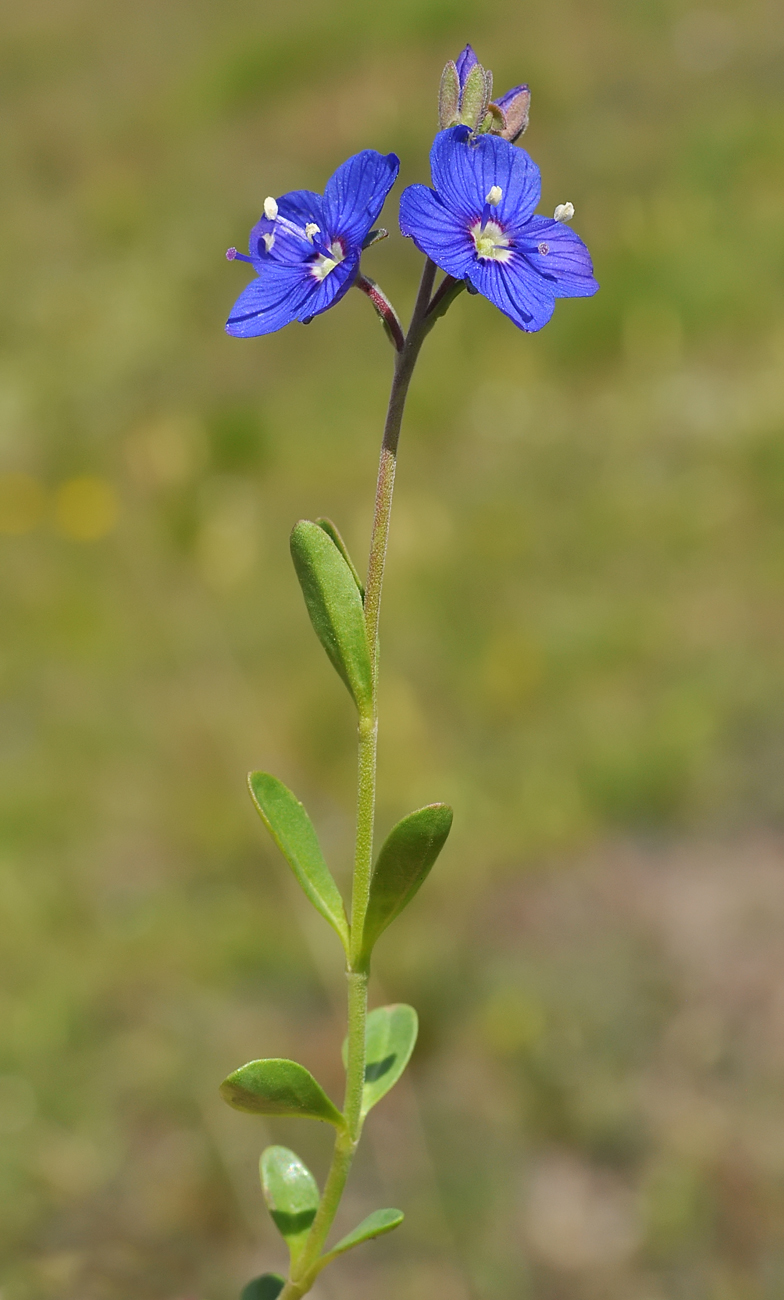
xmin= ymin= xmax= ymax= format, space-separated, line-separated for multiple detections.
xmin=226 ymin=247 xmax=253 ymax=263
xmin=479 ymin=184 xmax=503 ymax=233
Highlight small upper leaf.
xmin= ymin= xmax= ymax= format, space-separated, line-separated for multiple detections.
xmin=260 ymin=1146 xmax=320 ymax=1263
xmin=315 ymin=517 xmax=364 ymax=601
xmin=240 ymin=1275 xmax=285 ymax=1300
xmin=221 ymin=1058 xmax=345 ymax=1129
xmin=342 ymin=1004 xmax=418 ymax=1117
xmin=290 ymin=520 xmax=372 ymax=716
xmin=249 ymin=771 xmax=349 ymax=951
xmin=325 ymin=1207 xmax=404 ymax=1262
xmin=360 ymin=804 xmax=453 ymax=962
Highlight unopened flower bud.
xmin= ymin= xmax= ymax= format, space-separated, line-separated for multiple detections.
xmin=554 ymin=202 xmax=575 ymax=222
xmin=439 ymin=46 xmax=530 ymax=144
xmin=494 ymin=85 xmax=531 ymax=142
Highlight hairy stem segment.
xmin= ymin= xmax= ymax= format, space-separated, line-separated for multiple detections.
xmin=280 ymin=259 xmax=440 ymax=1300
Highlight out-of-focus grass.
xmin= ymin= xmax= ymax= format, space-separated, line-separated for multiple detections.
xmin=0 ymin=0 xmax=783 ymax=1297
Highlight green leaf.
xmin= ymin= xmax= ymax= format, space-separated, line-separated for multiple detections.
xmin=240 ymin=1275 xmax=285 ymax=1300
xmin=220 ymin=1058 xmax=345 ymax=1129
xmin=325 ymin=1208 xmax=404 ymax=1262
xmin=260 ymin=1146 xmax=320 ymax=1264
xmin=315 ymin=517 xmax=364 ymax=600
xmin=342 ymin=1004 xmax=418 ymax=1117
xmin=248 ymin=771 xmax=349 ymax=950
xmin=360 ymin=804 xmax=452 ymax=961
xmin=290 ymin=519 xmax=372 ymax=716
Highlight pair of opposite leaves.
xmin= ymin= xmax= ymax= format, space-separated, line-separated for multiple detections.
xmin=241 ymin=1132 xmax=404 ymax=1299
xmin=226 ymin=1006 xmax=415 ymax=1297
xmin=222 ymin=1002 xmax=417 ymax=1129
xmin=251 ymin=517 xmax=453 ymax=964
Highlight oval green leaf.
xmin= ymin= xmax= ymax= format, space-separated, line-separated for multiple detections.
xmin=249 ymin=771 xmax=349 ymax=951
xmin=324 ymin=1207 xmax=404 ymax=1263
xmin=290 ymin=519 xmax=372 ymax=717
xmin=260 ymin=1146 xmax=320 ymax=1263
xmin=342 ymin=1004 xmax=418 ymax=1117
xmin=360 ymin=804 xmax=453 ymax=962
xmin=220 ymin=1058 xmax=345 ymax=1129
xmin=240 ymin=1275 xmax=285 ymax=1300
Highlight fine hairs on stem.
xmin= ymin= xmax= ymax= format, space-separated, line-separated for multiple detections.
xmin=277 ymin=256 xmax=443 ymax=1300
xmin=221 ymin=43 xmax=597 ymax=1300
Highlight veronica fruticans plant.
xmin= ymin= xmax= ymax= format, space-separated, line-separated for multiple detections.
xmin=222 ymin=45 xmax=598 ymax=1300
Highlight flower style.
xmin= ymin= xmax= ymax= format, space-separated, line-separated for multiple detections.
xmin=399 ymin=126 xmax=598 ymax=333
xmin=225 ymin=150 xmax=400 ymax=337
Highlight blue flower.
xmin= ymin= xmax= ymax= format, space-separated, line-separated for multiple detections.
xmin=399 ymin=126 xmax=598 ymax=333
xmin=225 ymin=150 xmax=399 ymax=337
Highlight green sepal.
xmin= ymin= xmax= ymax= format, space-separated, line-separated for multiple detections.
xmin=361 ymin=228 xmax=389 ymax=249
xmin=260 ymin=1146 xmax=320 ymax=1264
xmin=438 ymin=60 xmax=460 ymax=128
xmin=360 ymin=804 xmax=452 ymax=963
xmin=248 ymin=771 xmax=349 ymax=952
xmin=478 ymin=102 xmax=506 ymax=134
xmin=342 ymin=1004 xmax=418 ymax=1117
xmin=290 ymin=519 xmax=372 ymax=717
xmin=324 ymin=1208 xmax=404 ymax=1262
xmin=458 ymin=63 xmax=490 ymax=130
xmin=220 ymin=1058 xmax=345 ymax=1129
xmin=315 ymin=517 xmax=364 ymax=601
xmin=240 ymin=1275 xmax=285 ymax=1300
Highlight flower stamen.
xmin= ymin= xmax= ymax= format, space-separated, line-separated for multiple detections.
xmin=309 ymin=239 xmax=346 ymax=281
xmin=479 ymin=184 xmax=503 ymax=233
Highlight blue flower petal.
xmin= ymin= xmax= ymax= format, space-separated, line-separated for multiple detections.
xmin=294 ymin=252 xmax=360 ymax=321
xmin=470 ymin=256 xmax=556 ymax=332
xmin=399 ymin=184 xmax=475 ymax=278
xmin=430 ymin=128 xmax=541 ymax=228
xmin=323 ymin=151 xmax=400 ymax=246
xmin=247 ymin=193 xmax=324 ymax=263
xmin=518 ymin=217 xmax=599 ymax=298
xmin=278 ymin=190 xmax=325 ymax=228
xmin=455 ymin=44 xmax=479 ymax=89
xmin=225 ymin=265 xmax=314 ymax=338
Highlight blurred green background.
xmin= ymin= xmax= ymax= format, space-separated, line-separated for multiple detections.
xmin=1 ymin=1 xmax=784 ymax=1297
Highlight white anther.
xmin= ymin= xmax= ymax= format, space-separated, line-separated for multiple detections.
xmin=486 ymin=185 xmax=503 ymax=205
xmin=263 ymin=196 xmax=279 ymax=220
xmin=262 ymin=232 xmax=275 ymax=252
xmin=304 ymin=223 xmax=320 ymax=240
xmin=554 ymin=202 xmax=574 ymax=222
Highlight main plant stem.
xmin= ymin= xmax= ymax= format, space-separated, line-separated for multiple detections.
xmin=281 ymin=259 xmax=438 ymax=1299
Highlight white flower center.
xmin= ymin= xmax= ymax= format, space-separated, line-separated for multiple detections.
xmin=310 ymin=240 xmax=345 ymax=280
xmin=471 ymin=218 xmax=512 ymax=262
